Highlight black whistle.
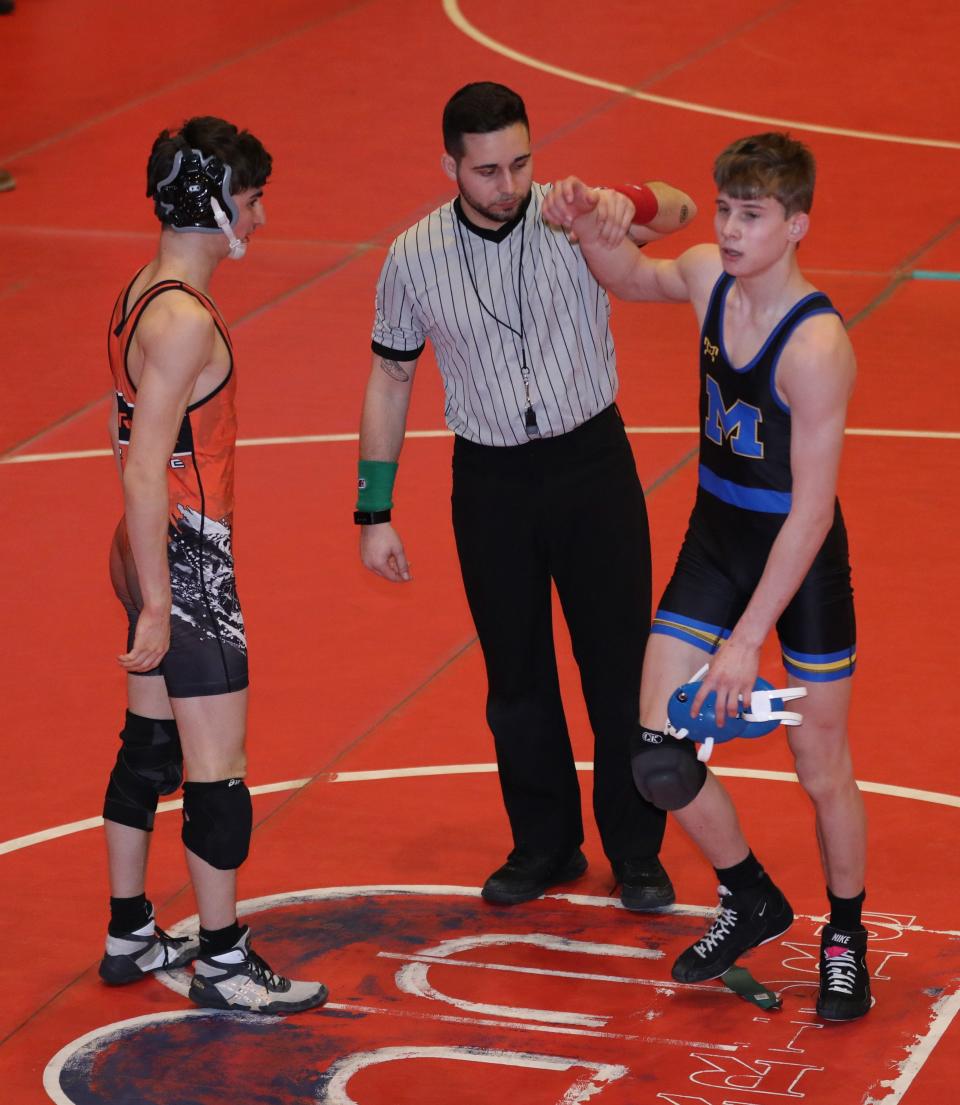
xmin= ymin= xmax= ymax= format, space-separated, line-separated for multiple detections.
xmin=524 ymin=407 xmax=540 ymax=437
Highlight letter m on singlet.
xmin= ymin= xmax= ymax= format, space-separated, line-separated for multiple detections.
xmin=704 ymin=374 xmax=764 ymax=458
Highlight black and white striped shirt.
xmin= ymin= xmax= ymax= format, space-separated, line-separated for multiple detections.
xmin=372 ymin=183 xmax=618 ymax=447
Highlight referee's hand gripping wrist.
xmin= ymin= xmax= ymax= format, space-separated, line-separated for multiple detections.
xmin=591 ymin=188 xmax=639 ymax=248
xmin=542 ymin=177 xmax=599 ymax=241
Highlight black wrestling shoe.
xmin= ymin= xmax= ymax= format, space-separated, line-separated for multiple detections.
xmin=613 ymin=857 xmax=676 ymax=911
xmin=816 ymin=924 xmax=871 ymax=1020
xmin=672 ymin=881 xmax=794 ymax=983
xmin=481 ymin=847 xmax=588 ymax=905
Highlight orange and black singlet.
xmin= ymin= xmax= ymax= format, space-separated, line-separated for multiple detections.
xmin=108 ymin=274 xmax=248 ymax=698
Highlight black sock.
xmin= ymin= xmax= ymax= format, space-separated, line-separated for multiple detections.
xmin=714 ymin=851 xmax=767 ymax=893
xmin=109 ymin=894 xmax=151 ymax=936
xmin=828 ymin=888 xmax=865 ymax=931
xmin=200 ymin=921 xmax=243 ymax=957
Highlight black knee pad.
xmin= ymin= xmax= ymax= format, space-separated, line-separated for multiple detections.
xmin=630 ymin=725 xmax=707 ymax=811
xmin=103 ymin=711 xmax=183 ymax=831
xmin=181 ymin=779 xmax=252 ymax=870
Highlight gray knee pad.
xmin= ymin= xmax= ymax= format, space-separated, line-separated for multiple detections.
xmin=103 ymin=711 xmax=183 ymax=831
xmin=630 ymin=725 xmax=707 ymax=811
xmin=181 ymin=779 xmax=252 ymax=870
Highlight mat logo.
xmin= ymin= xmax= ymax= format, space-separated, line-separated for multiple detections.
xmin=685 ymin=1054 xmax=823 ymax=1097
xmin=42 ymin=891 xmax=936 ymax=1105
xmin=317 ymin=1049 xmax=627 ymax=1102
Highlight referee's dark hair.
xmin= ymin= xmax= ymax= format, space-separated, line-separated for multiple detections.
xmin=442 ymin=82 xmax=528 ymax=160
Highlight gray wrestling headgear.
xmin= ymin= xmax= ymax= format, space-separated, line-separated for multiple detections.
xmin=153 ymin=147 xmax=246 ymax=258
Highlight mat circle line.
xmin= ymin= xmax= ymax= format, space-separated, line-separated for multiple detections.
xmin=1 ymin=762 xmax=957 ymax=858
xmin=3 ymin=424 xmax=959 ymax=467
xmin=443 ymin=0 xmax=960 ymax=151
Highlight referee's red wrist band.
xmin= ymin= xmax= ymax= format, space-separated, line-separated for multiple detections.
xmin=611 ymin=184 xmax=659 ymax=226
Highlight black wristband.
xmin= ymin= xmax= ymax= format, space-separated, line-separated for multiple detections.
xmin=354 ymin=509 xmax=392 ymax=525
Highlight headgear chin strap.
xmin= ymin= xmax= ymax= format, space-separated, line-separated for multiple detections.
xmin=665 ymin=663 xmax=807 ymax=763
xmin=154 ymin=147 xmax=245 ymax=258
xmin=209 ymin=197 xmax=246 ymax=260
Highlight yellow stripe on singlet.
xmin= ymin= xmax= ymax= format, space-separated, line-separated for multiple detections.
xmin=782 ymin=651 xmax=857 ymax=673
xmin=652 ymin=617 xmax=723 ymax=648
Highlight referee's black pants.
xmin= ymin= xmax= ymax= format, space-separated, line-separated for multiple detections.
xmin=451 ymin=405 xmax=667 ymax=867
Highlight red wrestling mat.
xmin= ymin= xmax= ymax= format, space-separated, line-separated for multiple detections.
xmin=39 ymin=888 xmax=960 ymax=1105
xmin=2 ymin=1 xmax=959 ymax=1103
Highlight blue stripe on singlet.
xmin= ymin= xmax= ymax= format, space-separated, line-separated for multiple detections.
xmin=698 ymin=464 xmax=792 ymax=514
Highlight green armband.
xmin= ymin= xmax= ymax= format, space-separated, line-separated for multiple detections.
xmin=356 ymin=459 xmax=398 ymax=512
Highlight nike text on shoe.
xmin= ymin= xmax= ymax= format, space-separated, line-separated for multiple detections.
xmin=816 ymin=924 xmax=871 ymax=1020
xmin=99 ymin=912 xmax=199 ymax=985
xmin=671 ymin=882 xmax=794 ymax=983
xmin=188 ymin=927 xmax=328 ymax=1015
xmin=481 ymin=847 xmax=588 ymax=905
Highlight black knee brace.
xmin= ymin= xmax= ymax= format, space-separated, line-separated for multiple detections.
xmin=181 ymin=779 xmax=252 ymax=870
xmin=630 ymin=725 xmax=707 ymax=811
xmin=103 ymin=711 xmax=183 ymax=831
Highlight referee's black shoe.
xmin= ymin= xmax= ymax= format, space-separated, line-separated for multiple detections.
xmin=613 ymin=857 xmax=676 ymax=911
xmin=481 ymin=847 xmax=588 ymax=905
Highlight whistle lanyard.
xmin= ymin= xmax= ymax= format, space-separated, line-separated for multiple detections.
xmin=454 ymin=203 xmax=539 ymax=438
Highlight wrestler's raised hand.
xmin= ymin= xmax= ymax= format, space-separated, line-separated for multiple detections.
xmin=543 ymin=178 xmax=635 ymax=247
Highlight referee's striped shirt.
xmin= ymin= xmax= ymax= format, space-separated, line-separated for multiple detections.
xmin=372 ymin=183 xmax=619 ymax=447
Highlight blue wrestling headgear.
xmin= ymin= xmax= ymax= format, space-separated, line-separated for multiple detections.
xmin=153 ymin=146 xmax=246 ymax=258
xmin=665 ymin=664 xmax=807 ymax=763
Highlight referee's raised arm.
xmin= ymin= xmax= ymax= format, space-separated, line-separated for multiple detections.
xmin=356 ymin=351 xmax=419 ymax=583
